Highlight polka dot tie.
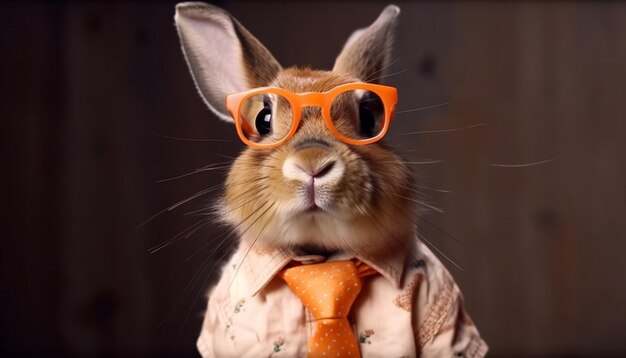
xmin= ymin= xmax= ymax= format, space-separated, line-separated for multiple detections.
xmin=279 ymin=260 xmax=377 ymax=357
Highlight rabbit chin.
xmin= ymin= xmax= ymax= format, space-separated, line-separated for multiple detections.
xmin=280 ymin=213 xmax=380 ymax=252
xmin=218 ymin=189 xmax=415 ymax=255
xmin=233 ymin=208 xmax=409 ymax=255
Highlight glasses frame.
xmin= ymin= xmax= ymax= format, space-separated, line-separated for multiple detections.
xmin=225 ymin=82 xmax=398 ymax=149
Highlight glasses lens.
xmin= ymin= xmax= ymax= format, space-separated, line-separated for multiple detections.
xmin=330 ymin=89 xmax=386 ymax=141
xmin=238 ymin=92 xmax=293 ymax=145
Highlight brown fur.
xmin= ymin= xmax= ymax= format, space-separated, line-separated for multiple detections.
xmin=220 ymin=68 xmax=415 ymax=256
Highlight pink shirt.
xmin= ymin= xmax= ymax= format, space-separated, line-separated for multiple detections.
xmin=197 ymin=237 xmax=488 ymax=357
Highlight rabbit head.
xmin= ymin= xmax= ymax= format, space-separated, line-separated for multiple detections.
xmin=175 ymin=3 xmax=415 ymax=256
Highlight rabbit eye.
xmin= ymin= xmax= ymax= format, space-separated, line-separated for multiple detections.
xmin=255 ymin=97 xmax=273 ymax=136
xmin=332 ymin=89 xmax=385 ymax=140
xmin=359 ymin=102 xmax=376 ymax=137
xmin=358 ymin=92 xmax=383 ymax=138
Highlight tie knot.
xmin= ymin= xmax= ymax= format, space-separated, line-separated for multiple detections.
xmin=281 ymin=260 xmax=362 ymax=319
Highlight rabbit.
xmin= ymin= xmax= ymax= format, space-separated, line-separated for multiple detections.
xmin=174 ymin=2 xmax=487 ymax=357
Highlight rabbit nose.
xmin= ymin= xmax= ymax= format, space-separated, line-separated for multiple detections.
xmin=313 ymin=161 xmax=336 ymax=178
xmin=292 ymin=160 xmax=337 ymax=179
xmin=282 ymin=151 xmax=344 ymax=184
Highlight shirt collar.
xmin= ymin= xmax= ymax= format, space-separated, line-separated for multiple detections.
xmin=239 ymin=238 xmax=407 ymax=297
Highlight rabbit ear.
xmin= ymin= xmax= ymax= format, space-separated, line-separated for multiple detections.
xmin=332 ymin=5 xmax=400 ymax=84
xmin=175 ymin=2 xmax=282 ymax=122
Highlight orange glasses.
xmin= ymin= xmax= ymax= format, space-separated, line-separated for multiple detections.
xmin=225 ymin=83 xmax=398 ymax=149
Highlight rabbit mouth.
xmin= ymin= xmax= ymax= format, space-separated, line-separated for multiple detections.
xmin=304 ymin=205 xmax=322 ymax=213
xmin=301 ymin=181 xmax=333 ymax=213
xmin=293 ymin=196 xmax=330 ymax=216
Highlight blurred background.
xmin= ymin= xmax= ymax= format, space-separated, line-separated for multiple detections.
xmin=2 ymin=1 xmax=625 ymax=357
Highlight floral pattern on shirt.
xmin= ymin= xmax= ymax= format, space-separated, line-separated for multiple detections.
xmin=234 ymin=298 xmax=245 ymax=313
xmin=273 ymin=337 xmax=285 ymax=352
xmin=413 ymin=259 xmax=426 ymax=268
xmin=358 ymin=329 xmax=375 ymax=344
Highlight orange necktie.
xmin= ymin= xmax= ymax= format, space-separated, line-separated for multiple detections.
xmin=279 ymin=260 xmax=377 ymax=357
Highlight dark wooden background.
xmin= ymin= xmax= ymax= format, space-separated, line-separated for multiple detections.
xmin=3 ymin=1 xmax=625 ymax=357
